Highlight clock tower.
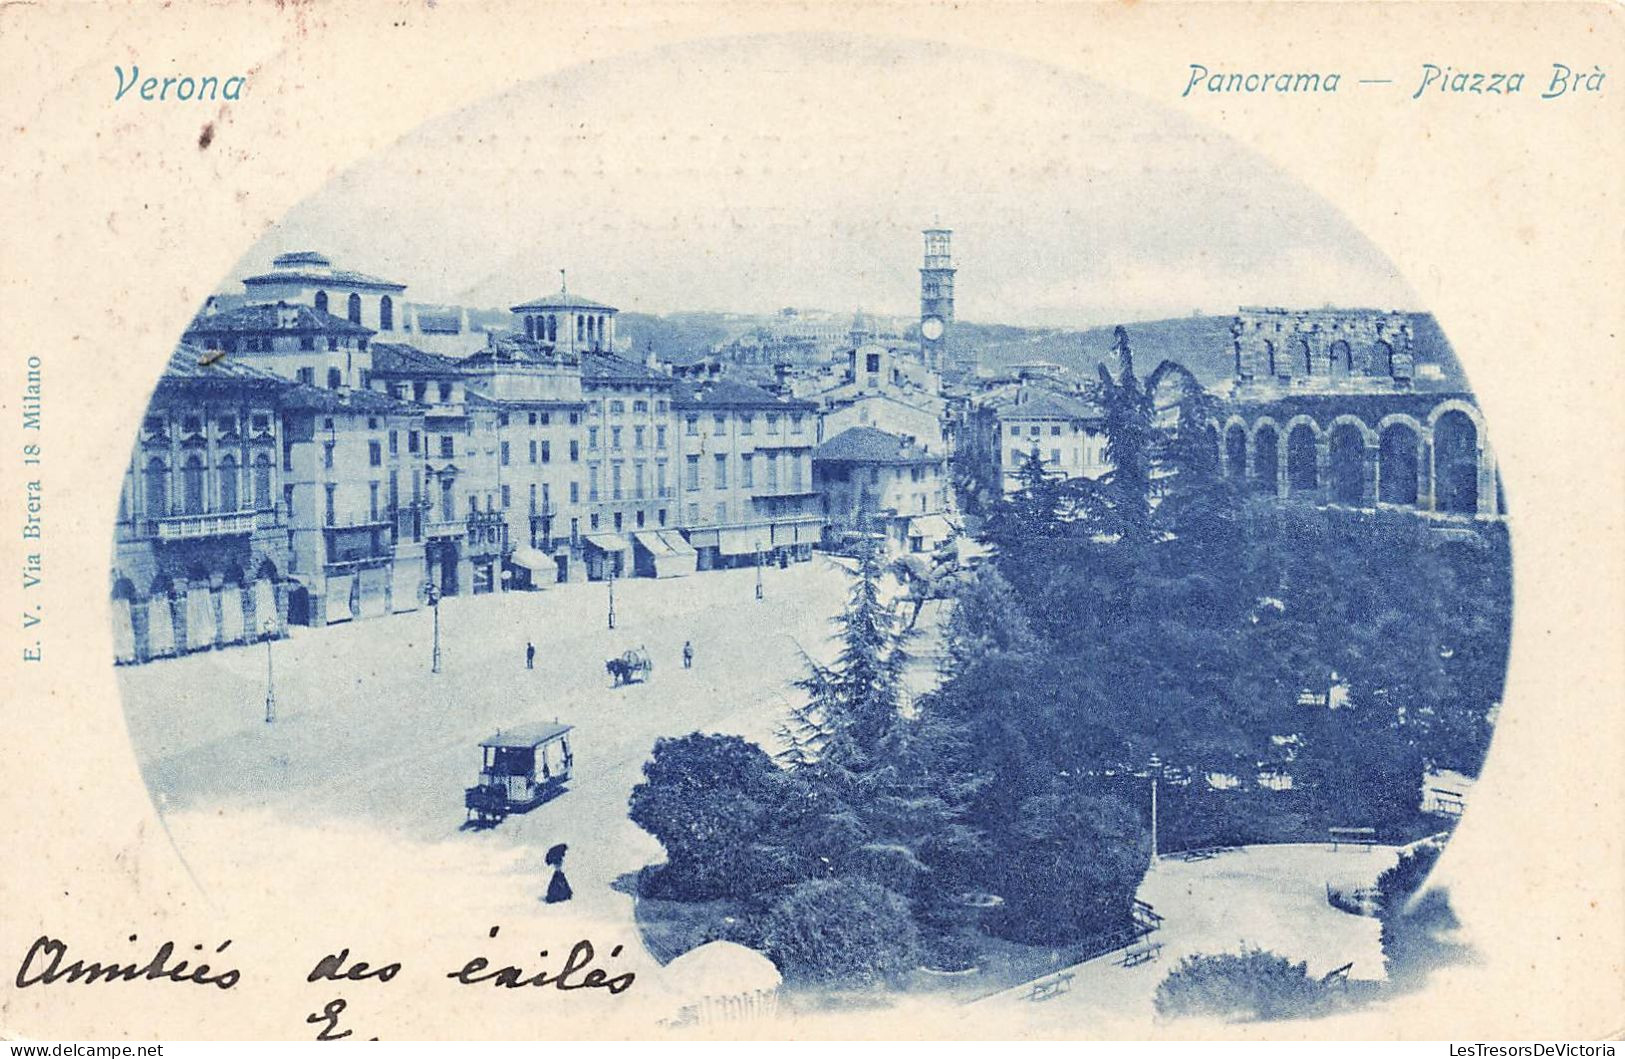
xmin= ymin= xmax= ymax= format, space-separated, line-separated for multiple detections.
xmin=919 ymin=226 xmax=956 ymax=373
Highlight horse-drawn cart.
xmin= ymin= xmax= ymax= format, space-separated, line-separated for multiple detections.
xmin=606 ymin=646 xmax=653 ymax=687
xmin=463 ymin=722 xmax=574 ymax=827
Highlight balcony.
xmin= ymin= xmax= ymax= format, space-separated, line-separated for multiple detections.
xmin=424 ymin=518 xmax=466 ymax=539
xmin=153 ymin=510 xmax=258 ymax=540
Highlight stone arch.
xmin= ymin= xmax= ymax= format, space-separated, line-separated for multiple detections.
xmin=1377 ymin=417 xmax=1423 ymax=506
xmin=143 ymin=456 xmax=168 ymax=519
xmin=1327 ymin=419 xmax=1369 ymax=504
xmin=1263 ymin=339 xmax=1276 ymax=376
xmin=218 ymin=452 xmax=239 ymax=511
xmin=1374 ymin=340 xmax=1394 ymax=377
xmin=1295 ymin=338 xmax=1312 ymax=376
xmin=1426 ymin=398 xmax=1485 ymax=435
xmin=1224 ymin=422 xmax=1248 ymax=479
xmin=252 ymin=451 xmax=274 ymax=509
xmin=379 ymin=295 xmax=393 ymax=331
xmin=181 ymin=453 xmax=206 ymax=515
xmin=1433 ymin=408 xmax=1480 ymax=514
xmin=1251 ymin=419 xmax=1281 ymax=495
xmin=1329 ymin=339 xmax=1352 ymax=377
xmin=1327 ymin=413 xmax=1378 ymax=447
xmin=314 ymin=290 xmax=329 ymax=313
xmin=1285 ymin=419 xmax=1319 ymax=494
xmin=347 ymin=292 xmax=363 ymax=325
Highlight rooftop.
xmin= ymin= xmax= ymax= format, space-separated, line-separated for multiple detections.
xmin=815 ymin=426 xmax=942 ymax=465
xmin=511 ymin=289 xmax=618 ymax=313
xmin=370 ymin=342 xmax=467 ymax=377
xmin=580 ymin=350 xmax=671 ymax=386
xmin=156 ymin=343 xmax=290 ymax=386
xmin=995 ymin=390 xmax=1104 ymax=421
xmin=278 ymin=382 xmax=423 ymax=417
xmin=186 ymin=302 xmax=374 ymax=338
xmin=242 ymin=251 xmax=407 ymax=291
xmin=480 ymin=721 xmax=574 ymax=749
xmin=672 ymin=377 xmax=815 ymax=411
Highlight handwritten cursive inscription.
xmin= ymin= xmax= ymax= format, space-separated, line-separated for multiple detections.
xmin=15 ymin=934 xmax=240 ymax=989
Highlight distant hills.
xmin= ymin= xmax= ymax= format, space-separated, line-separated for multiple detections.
xmin=956 ymin=313 xmax=1469 ymax=392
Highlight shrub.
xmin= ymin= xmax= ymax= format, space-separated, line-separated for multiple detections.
xmin=759 ymin=878 xmax=920 ymax=987
xmin=1154 ymin=947 xmax=1330 ymax=1022
xmin=920 ymin=930 xmax=980 ymax=973
xmin=1376 ymin=842 xmax=1467 ymax=986
xmin=629 ymin=733 xmax=820 ymax=901
xmin=992 ymin=783 xmax=1149 ymax=945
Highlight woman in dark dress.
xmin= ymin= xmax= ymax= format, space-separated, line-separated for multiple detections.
xmin=544 ymin=842 xmax=572 ymax=904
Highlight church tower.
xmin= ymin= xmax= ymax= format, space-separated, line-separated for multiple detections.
xmin=919 ymin=227 xmax=956 ymax=373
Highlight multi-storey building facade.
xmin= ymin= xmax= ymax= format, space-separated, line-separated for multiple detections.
xmin=278 ymin=385 xmax=427 ymax=626
xmin=460 ymin=335 xmax=588 ymax=586
xmin=973 ymin=387 xmax=1111 ymax=496
xmin=367 ymin=343 xmax=509 ymax=596
xmin=184 ymin=301 xmax=376 ymax=391
xmin=671 ymin=379 xmax=823 ymax=570
xmin=240 ymin=250 xmax=407 ymax=336
xmin=112 ymin=348 xmax=292 ymax=664
xmin=579 ymin=350 xmax=678 ymax=579
xmin=814 ymin=426 xmax=951 ymax=554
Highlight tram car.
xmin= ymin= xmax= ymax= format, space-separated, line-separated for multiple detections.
xmin=464 ymin=721 xmax=574 ymax=826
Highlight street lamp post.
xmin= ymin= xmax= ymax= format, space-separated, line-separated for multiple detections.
xmin=1148 ymin=754 xmax=1162 ymax=865
xmin=262 ymin=619 xmax=277 ymax=724
xmin=423 ymin=580 xmax=442 ymax=674
xmin=755 ymin=539 xmax=764 ymax=601
xmin=607 ymin=565 xmax=617 ymax=630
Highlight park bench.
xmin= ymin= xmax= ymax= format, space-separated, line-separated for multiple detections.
xmin=1023 ymin=971 xmax=1075 ymax=1001
xmin=1165 ymin=844 xmax=1240 ymax=862
xmin=1132 ymin=899 xmax=1165 ymax=931
xmin=1116 ymin=940 xmax=1164 ymax=968
xmin=1429 ymin=787 xmax=1466 ymax=817
xmin=1319 ymin=961 xmax=1354 ymax=988
xmin=1328 ymin=827 xmax=1377 ymax=851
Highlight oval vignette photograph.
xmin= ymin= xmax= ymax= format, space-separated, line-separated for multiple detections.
xmin=105 ymin=35 xmax=1512 ymax=1033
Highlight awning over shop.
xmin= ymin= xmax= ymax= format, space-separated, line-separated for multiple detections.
xmin=634 ymin=531 xmax=696 ymax=559
xmin=718 ymin=527 xmax=766 ymax=556
xmin=509 ymin=546 xmax=554 ymax=572
xmin=584 ymin=533 xmax=631 ymax=554
xmin=908 ymin=514 xmax=954 ymax=540
xmin=657 ymin=530 xmax=697 ymax=556
xmin=770 ymin=520 xmax=823 ymax=546
xmin=325 ymin=573 xmax=355 ymax=624
xmin=687 ymin=528 xmax=719 ymax=549
xmin=634 ymin=531 xmax=698 ymax=578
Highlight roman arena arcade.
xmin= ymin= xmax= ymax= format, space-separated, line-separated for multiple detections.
xmin=1213 ymin=398 xmax=1500 ymax=518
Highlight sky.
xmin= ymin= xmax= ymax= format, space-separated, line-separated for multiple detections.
xmin=220 ymin=34 xmax=1420 ymax=329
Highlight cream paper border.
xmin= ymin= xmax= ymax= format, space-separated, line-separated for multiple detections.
xmin=1 ymin=0 xmax=1621 ymax=1041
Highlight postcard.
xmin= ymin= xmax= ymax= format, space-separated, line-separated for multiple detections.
xmin=0 ymin=0 xmax=1621 ymax=1042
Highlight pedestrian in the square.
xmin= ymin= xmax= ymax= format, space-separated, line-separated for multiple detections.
xmin=682 ymin=640 xmax=694 ymax=669
xmin=543 ymin=842 xmax=572 ymax=904
xmin=525 ymin=641 xmax=535 ymax=670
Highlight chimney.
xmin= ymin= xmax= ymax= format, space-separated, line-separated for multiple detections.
xmin=459 ymin=306 xmax=471 ymax=335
